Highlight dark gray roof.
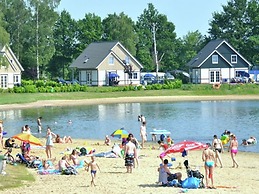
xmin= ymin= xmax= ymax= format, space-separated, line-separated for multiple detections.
xmin=70 ymin=41 xmax=119 ymax=69
xmin=187 ymin=39 xmax=224 ymax=68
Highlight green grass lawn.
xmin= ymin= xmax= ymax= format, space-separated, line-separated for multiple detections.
xmin=0 ymin=163 xmax=35 ymax=191
xmin=0 ymin=83 xmax=259 ymax=105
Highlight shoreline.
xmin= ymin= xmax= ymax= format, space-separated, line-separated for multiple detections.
xmin=1 ymin=95 xmax=259 ymax=110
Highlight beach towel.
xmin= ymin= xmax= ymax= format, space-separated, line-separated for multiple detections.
xmin=38 ymin=169 xmax=60 ymax=175
xmin=74 ymin=160 xmax=84 ymax=169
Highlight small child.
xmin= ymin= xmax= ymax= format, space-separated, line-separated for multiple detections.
xmin=86 ymin=156 xmax=101 ymax=186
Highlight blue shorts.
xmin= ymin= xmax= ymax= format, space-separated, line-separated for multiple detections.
xmin=205 ymin=161 xmax=214 ymax=167
xmin=91 ymin=170 xmax=97 ymax=175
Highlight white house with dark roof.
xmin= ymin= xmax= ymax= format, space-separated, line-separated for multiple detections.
xmin=70 ymin=41 xmax=143 ymax=86
xmin=0 ymin=45 xmax=24 ymax=88
xmin=187 ymin=39 xmax=252 ymax=84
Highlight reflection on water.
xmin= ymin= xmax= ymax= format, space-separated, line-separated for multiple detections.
xmin=1 ymin=100 xmax=259 ymax=153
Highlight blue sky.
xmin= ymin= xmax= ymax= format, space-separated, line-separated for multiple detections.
xmin=58 ymin=0 xmax=227 ymax=38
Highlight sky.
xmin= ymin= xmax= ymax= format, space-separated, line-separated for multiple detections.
xmin=57 ymin=0 xmax=227 ymax=38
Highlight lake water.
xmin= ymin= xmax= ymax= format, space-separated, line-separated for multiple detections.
xmin=1 ymin=100 xmax=259 ymax=153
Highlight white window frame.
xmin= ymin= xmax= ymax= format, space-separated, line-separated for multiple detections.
xmin=1 ymin=74 xmax=8 ymax=88
xmin=231 ymin=55 xmax=237 ymax=63
xmin=125 ymin=56 xmax=130 ymax=65
xmin=133 ymin=72 xmax=137 ymax=79
xmin=212 ymin=55 xmax=218 ymax=64
xmin=13 ymin=74 xmax=19 ymax=84
xmin=109 ymin=56 xmax=114 ymax=65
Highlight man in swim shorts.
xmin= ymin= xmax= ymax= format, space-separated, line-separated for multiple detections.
xmin=124 ymin=136 xmax=137 ymax=173
xmin=202 ymin=143 xmax=216 ymax=189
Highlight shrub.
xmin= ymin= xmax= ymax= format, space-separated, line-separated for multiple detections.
xmin=38 ymin=86 xmax=47 ymax=93
xmin=14 ymin=86 xmax=25 ymax=93
xmin=35 ymin=80 xmax=45 ymax=87
xmin=145 ymin=85 xmax=153 ymax=90
xmin=72 ymin=84 xmax=81 ymax=92
xmin=24 ymin=85 xmax=37 ymax=93
xmin=151 ymin=84 xmax=163 ymax=90
xmin=21 ymin=80 xmax=34 ymax=86
xmin=80 ymin=85 xmax=88 ymax=92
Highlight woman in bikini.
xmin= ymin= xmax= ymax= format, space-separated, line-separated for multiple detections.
xmin=229 ymin=134 xmax=239 ymax=168
xmin=212 ymin=135 xmax=224 ymax=168
xmin=55 ymin=134 xmax=73 ymax=143
xmin=70 ymin=149 xmax=80 ymax=166
xmin=202 ymin=144 xmax=216 ymax=189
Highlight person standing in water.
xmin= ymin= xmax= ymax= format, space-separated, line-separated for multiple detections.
xmin=37 ymin=117 xmax=42 ymax=133
xmin=140 ymin=121 xmax=147 ymax=148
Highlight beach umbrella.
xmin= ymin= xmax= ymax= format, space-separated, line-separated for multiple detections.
xmin=110 ymin=128 xmax=129 ymax=139
xmin=12 ymin=133 xmax=43 ymax=146
xmin=161 ymin=140 xmax=208 ymax=156
xmin=109 ymin=73 xmax=120 ymax=79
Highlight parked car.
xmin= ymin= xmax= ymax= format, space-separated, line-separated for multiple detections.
xmin=56 ymin=78 xmax=70 ymax=85
xmin=70 ymin=79 xmax=80 ymax=85
xmin=164 ymin=72 xmax=175 ymax=80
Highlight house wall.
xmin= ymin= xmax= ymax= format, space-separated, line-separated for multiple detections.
xmin=201 ymin=54 xmax=230 ymax=69
xmin=0 ymin=47 xmax=22 ymax=89
xmin=189 ymin=41 xmax=251 ymax=84
xmin=192 ymin=67 xmax=249 ymax=84
xmin=97 ymin=50 xmax=141 ymax=86
xmin=217 ymin=44 xmax=249 ymax=68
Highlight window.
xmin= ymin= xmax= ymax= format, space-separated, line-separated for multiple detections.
xmin=231 ymin=55 xmax=237 ymax=63
xmin=125 ymin=56 xmax=130 ymax=65
xmin=13 ymin=75 xmax=19 ymax=83
xmin=210 ymin=71 xmax=220 ymax=83
xmin=109 ymin=56 xmax=114 ymax=65
xmin=133 ymin=73 xmax=137 ymax=79
xmin=212 ymin=55 xmax=218 ymax=64
xmin=1 ymin=75 xmax=7 ymax=88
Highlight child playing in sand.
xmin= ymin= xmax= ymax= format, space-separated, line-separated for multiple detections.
xmin=86 ymin=156 xmax=101 ymax=186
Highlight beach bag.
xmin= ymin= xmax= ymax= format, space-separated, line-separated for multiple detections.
xmin=182 ymin=177 xmax=200 ymax=189
xmin=63 ymin=166 xmax=77 ymax=175
xmin=188 ymin=170 xmax=204 ymax=179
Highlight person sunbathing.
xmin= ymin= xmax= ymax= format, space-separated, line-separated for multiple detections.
xmin=55 ymin=134 xmax=73 ymax=143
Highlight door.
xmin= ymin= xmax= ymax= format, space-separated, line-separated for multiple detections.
xmin=210 ymin=71 xmax=220 ymax=83
xmin=86 ymin=72 xmax=91 ymax=85
xmin=0 ymin=75 xmax=7 ymax=88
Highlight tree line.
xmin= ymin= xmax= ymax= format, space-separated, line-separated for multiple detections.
xmin=0 ymin=0 xmax=258 ymax=81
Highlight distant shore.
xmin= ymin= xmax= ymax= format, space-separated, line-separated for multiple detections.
xmin=1 ymin=95 xmax=259 ymax=110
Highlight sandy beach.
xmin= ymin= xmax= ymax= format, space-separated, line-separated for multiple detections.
xmin=1 ymin=95 xmax=259 ymax=110
xmin=1 ymin=138 xmax=259 ymax=194
xmin=1 ymin=95 xmax=259 ymax=194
